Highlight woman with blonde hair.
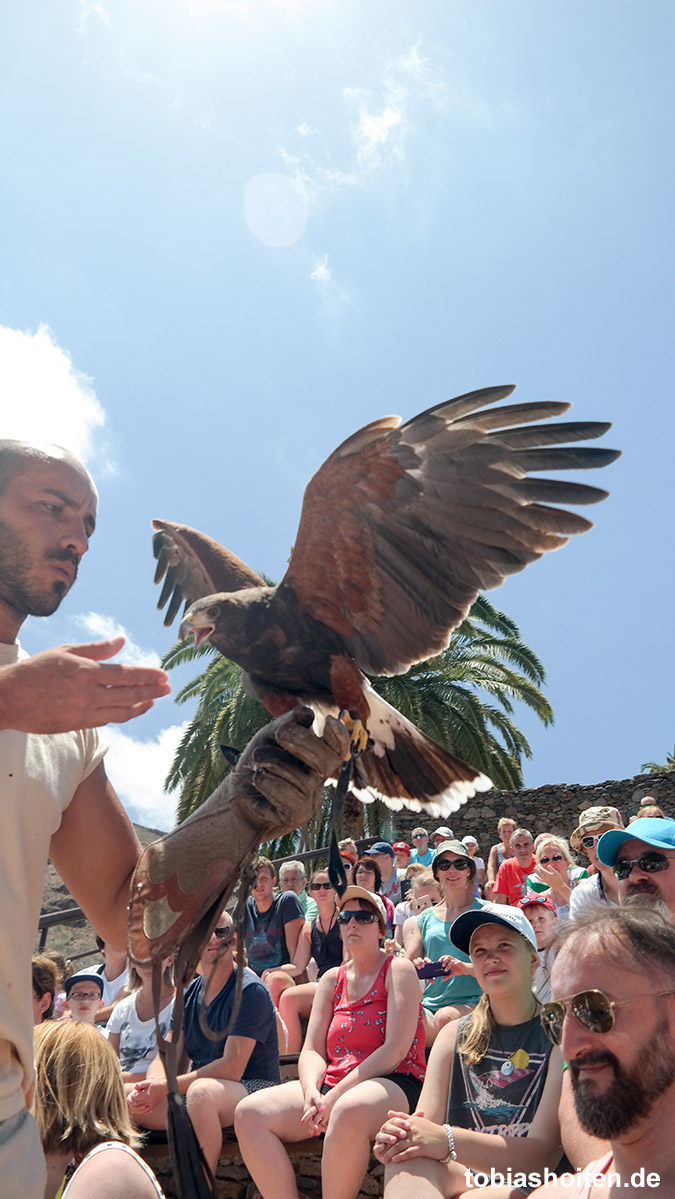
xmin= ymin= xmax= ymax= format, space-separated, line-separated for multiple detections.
xmin=33 ymin=1020 xmax=164 ymax=1198
xmin=525 ymin=835 xmax=587 ymax=924
xmin=375 ymin=904 xmax=563 ymax=1198
xmin=106 ymin=956 xmax=174 ymax=1088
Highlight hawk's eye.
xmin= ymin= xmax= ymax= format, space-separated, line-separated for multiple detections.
xmin=207 ymin=606 xmax=220 ymax=620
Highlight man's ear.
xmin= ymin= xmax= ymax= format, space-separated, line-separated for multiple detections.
xmin=39 ymin=992 xmax=51 ymax=1017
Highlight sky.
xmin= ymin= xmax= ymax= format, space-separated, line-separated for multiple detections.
xmin=1 ymin=1 xmax=673 ymax=832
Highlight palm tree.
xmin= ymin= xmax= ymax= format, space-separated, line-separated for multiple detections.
xmin=161 ymin=594 xmax=553 ymax=846
xmin=641 ymin=747 xmax=675 ymax=775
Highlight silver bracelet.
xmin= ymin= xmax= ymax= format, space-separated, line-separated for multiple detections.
xmin=441 ymin=1123 xmax=457 ymax=1163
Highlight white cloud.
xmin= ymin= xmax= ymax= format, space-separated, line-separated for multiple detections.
xmin=104 ymin=722 xmax=188 ymax=832
xmin=76 ymin=1 xmax=111 ymax=34
xmin=73 ymin=613 xmax=162 ymax=668
xmin=0 ymin=323 xmax=109 ymax=468
xmin=310 ymin=255 xmax=332 ymax=284
xmin=280 ymin=40 xmax=447 ymax=195
xmin=309 ymin=254 xmax=353 ymax=318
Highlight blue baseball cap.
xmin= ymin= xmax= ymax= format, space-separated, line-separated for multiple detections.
xmin=597 ymin=817 xmax=675 ymax=867
xmin=368 ymin=841 xmax=395 ymax=858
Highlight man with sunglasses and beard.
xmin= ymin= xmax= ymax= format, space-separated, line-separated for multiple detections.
xmin=596 ymin=817 xmax=675 ymax=918
xmin=531 ymin=907 xmax=675 ymax=1196
xmin=128 ymin=910 xmax=280 ymax=1176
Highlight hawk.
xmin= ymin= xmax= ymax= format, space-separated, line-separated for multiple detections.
xmin=152 ymin=384 xmax=619 ymax=817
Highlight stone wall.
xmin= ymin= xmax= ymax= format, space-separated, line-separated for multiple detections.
xmin=393 ymin=771 xmax=675 ymax=862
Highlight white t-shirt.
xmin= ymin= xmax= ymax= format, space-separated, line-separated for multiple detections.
xmin=0 ymin=642 xmax=106 ymax=1120
xmin=568 ymin=872 xmax=618 ymax=919
xmin=107 ymin=993 xmax=174 ymax=1076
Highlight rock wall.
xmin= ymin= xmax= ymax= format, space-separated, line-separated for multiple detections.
xmin=393 ymin=771 xmax=675 ymax=861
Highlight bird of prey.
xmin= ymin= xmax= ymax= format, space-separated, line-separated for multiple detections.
xmin=152 ymin=384 xmax=619 ymax=817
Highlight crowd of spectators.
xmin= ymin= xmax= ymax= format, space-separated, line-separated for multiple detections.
xmin=32 ymin=795 xmax=675 ymax=1198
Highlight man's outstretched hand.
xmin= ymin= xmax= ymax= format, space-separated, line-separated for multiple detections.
xmin=0 ymin=637 xmax=171 ymax=733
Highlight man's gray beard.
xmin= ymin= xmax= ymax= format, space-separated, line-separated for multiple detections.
xmin=571 ymin=1019 xmax=675 ymax=1139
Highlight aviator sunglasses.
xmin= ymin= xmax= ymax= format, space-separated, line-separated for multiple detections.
xmin=337 ymin=909 xmax=379 ymax=924
xmin=613 ymin=851 xmax=671 ymax=882
xmin=541 ymin=988 xmax=675 ymax=1045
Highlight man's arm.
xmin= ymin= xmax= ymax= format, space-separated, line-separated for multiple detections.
xmin=49 ymin=761 xmax=141 ymax=949
xmin=0 ymin=637 xmax=170 ymax=733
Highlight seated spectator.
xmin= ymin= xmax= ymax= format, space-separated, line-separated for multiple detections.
xmin=369 ymin=841 xmax=403 ymax=905
xmin=354 ymin=855 xmax=396 ymax=933
xmin=484 ymin=816 xmax=516 ymax=899
xmin=243 ymin=856 xmax=305 ymax=1005
xmin=525 ymin=836 xmax=588 ymax=924
xmin=34 ymin=1020 xmax=164 ymax=1199
xmin=107 ymin=958 xmax=174 ymax=1086
xmin=630 ymin=803 xmax=665 ymax=821
xmin=338 ymin=838 xmax=359 ymax=866
xmin=493 ymin=827 xmax=536 ymax=905
xmin=278 ymin=869 xmax=344 ymax=1053
xmin=235 ymin=886 xmax=425 ymax=1199
xmin=596 ymin=815 xmax=675 ymax=920
xmin=129 ymin=911 xmax=279 ymax=1177
xmin=32 ymin=955 xmax=59 ymax=1025
xmin=517 ymin=896 xmax=558 ymax=1002
xmin=404 ymin=840 xmax=484 ymax=1043
xmin=431 ymin=826 xmax=454 ymax=851
xmin=393 ymin=865 xmax=432 ymax=947
xmin=340 ymin=852 xmax=356 ymax=885
xmin=410 ymin=828 xmax=434 ymax=866
xmin=568 ymin=805 xmax=624 ymax=917
xmin=64 ymin=971 xmax=105 ymax=1027
xmin=279 ymin=859 xmax=317 ymax=921
xmin=375 ymin=903 xmax=563 ymax=1196
xmin=41 ymin=951 xmax=69 ymax=1018
xmin=93 ymin=936 xmax=130 ymax=1023
xmin=461 ymin=835 xmax=485 ymax=896
xmin=393 ymin=841 xmax=411 ymax=874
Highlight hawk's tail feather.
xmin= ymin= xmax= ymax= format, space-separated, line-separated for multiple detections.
xmin=349 ymin=689 xmax=492 ymax=818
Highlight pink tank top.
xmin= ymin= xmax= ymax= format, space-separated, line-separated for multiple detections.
xmin=323 ymin=956 xmax=426 ymax=1087
xmin=564 ymin=1154 xmax=614 ymax=1198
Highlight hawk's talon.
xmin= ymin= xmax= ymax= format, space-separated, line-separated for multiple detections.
xmin=338 ymin=710 xmax=371 ymax=756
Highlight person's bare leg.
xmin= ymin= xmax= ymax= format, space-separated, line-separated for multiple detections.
xmin=384 ymin=1156 xmax=462 ymax=1199
xmin=322 ymin=1080 xmax=414 ymax=1199
xmin=235 ymin=1079 xmax=312 ymax=1199
xmin=279 ymin=983 xmax=317 ymax=1053
xmin=186 ymin=1077 xmax=248 ymax=1174
xmin=133 ymin=1096 xmax=168 ymax=1131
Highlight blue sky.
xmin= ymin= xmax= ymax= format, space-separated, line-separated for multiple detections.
xmin=2 ymin=1 xmax=673 ymax=831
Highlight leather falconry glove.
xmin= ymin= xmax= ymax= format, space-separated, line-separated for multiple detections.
xmin=127 ymin=707 xmax=349 ymax=983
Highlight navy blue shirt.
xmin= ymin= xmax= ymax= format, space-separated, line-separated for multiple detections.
xmin=182 ymin=968 xmax=280 ymax=1083
xmin=243 ymin=891 xmax=304 ymax=976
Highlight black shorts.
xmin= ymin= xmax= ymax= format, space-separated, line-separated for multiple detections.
xmin=321 ymin=1071 xmax=422 ymax=1113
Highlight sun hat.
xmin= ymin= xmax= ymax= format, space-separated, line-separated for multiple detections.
xmin=433 ymin=839 xmax=472 ymax=862
xmin=570 ymin=805 xmax=623 ymax=851
xmin=450 ymin=901 xmax=538 ymax=954
xmin=597 ymin=817 xmax=675 ymax=867
xmin=335 ymin=886 xmax=387 ymax=927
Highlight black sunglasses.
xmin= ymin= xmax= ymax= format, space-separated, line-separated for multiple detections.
xmin=214 ymin=926 xmax=234 ymax=941
xmin=613 ymin=851 xmax=670 ymax=881
xmin=435 ymin=858 xmax=471 ymax=872
xmin=539 ymin=854 xmax=564 ymax=864
xmin=337 ymin=909 xmax=379 ymax=925
xmin=541 ymin=988 xmax=675 ymax=1045
xmin=309 ymin=882 xmax=334 ymax=891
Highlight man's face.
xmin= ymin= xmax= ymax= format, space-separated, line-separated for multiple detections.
xmin=512 ymin=834 xmax=534 ymax=865
xmin=615 ymin=838 xmax=675 ymax=916
xmin=370 ymin=851 xmax=393 ymax=878
xmin=578 ymin=825 xmax=616 ymax=870
xmin=521 ymin=904 xmax=557 ymax=949
xmin=394 ymin=850 xmax=410 ymax=869
xmin=0 ymin=456 xmax=96 ymax=621
xmin=412 ymin=830 xmax=428 ymax=853
xmin=551 ymin=943 xmax=675 ymax=1139
xmin=253 ymin=866 xmax=275 ymax=903
xmin=279 ymin=869 xmax=305 ymax=895
xmin=201 ymin=911 xmax=233 ymax=972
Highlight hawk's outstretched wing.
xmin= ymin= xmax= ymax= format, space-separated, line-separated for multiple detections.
xmin=152 ymin=520 xmax=264 ymax=627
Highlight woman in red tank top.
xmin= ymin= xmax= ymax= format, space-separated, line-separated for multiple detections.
xmin=235 ymin=885 xmax=426 ymax=1199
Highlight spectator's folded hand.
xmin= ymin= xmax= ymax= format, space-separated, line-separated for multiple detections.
xmin=374 ymin=1109 xmax=450 ymax=1164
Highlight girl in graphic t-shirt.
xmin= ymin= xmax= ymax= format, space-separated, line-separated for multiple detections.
xmin=106 ymin=957 xmax=174 ymax=1089
xmin=375 ymin=902 xmax=563 ymax=1196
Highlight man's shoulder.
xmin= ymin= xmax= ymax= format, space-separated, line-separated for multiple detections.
xmin=275 ymin=890 xmax=304 ymax=919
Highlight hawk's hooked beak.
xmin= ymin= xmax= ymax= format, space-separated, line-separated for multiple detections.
xmin=179 ymin=610 xmax=215 ymax=650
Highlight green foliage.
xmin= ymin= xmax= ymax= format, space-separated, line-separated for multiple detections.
xmin=641 ymin=746 xmax=675 ymax=775
xmin=162 ymin=594 xmax=553 ymax=844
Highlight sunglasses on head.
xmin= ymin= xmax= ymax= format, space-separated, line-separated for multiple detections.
xmin=613 ymin=851 xmax=671 ymax=881
xmin=539 ymin=854 xmax=564 ymax=864
xmin=435 ymin=857 xmax=471 ymax=872
xmin=337 ymin=909 xmax=379 ymax=925
xmin=541 ymin=988 xmax=675 ymax=1045
xmin=309 ymin=882 xmax=333 ymax=891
